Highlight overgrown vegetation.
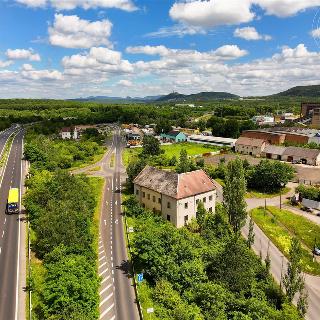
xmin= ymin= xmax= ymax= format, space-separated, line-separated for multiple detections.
xmin=296 ymin=184 xmax=320 ymax=201
xmin=124 ymin=197 xmax=302 ymax=320
xmin=25 ymin=171 xmax=103 ymax=320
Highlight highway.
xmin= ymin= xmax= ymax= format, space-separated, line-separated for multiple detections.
xmin=98 ymin=130 xmax=140 ymax=320
xmin=0 ymin=127 xmax=25 ymax=320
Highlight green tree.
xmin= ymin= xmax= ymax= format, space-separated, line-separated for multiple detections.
xmin=283 ymin=238 xmax=307 ymax=305
xmin=176 ymin=149 xmax=190 ymax=173
xmin=196 ymin=202 xmax=207 ymax=229
xmin=224 ymin=119 xmax=240 ymax=138
xmin=126 ymin=158 xmax=146 ymax=191
xmin=248 ymin=160 xmax=295 ymax=193
xmin=223 ymin=158 xmax=247 ymax=234
xmin=142 ymin=135 xmax=162 ymax=156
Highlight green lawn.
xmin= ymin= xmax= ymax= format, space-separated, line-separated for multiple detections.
xmin=69 ymin=147 xmax=106 ymax=170
xmin=251 ymin=207 xmax=320 ymax=275
xmin=246 ymin=187 xmax=291 ymax=199
xmin=122 ymin=142 xmax=220 ymax=167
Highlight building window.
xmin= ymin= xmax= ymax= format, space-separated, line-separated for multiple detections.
xmin=158 ymin=198 xmax=161 ymax=204
xmin=147 ymin=194 xmax=150 ymax=200
xmin=184 ymin=215 xmax=188 ymax=225
xmin=209 ymin=207 xmax=212 ymax=212
xmin=184 ymin=202 xmax=188 ymax=209
xmin=136 ymin=189 xmax=139 ymax=196
xmin=142 ymin=203 xmax=145 ymax=208
xmin=167 ymin=214 xmax=171 ymax=221
xmin=209 ymin=195 xmax=213 ymax=201
xmin=203 ymin=197 xmax=206 ymax=203
xmin=167 ymin=202 xmax=171 ymax=209
xmin=142 ymin=192 xmax=145 ymax=198
xmin=153 ymin=195 xmax=156 ymax=202
xmin=196 ymin=199 xmax=199 ymax=204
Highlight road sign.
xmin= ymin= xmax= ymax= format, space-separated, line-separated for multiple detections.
xmin=147 ymin=308 xmax=154 ymax=314
xmin=137 ymin=273 xmax=144 ymax=283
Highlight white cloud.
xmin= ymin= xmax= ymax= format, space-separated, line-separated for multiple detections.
xmin=126 ymin=45 xmax=170 ymax=56
xmin=49 ymin=14 xmax=113 ymax=49
xmin=213 ymin=45 xmax=248 ymax=58
xmin=21 ymin=64 xmax=63 ymax=80
xmin=311 ymin=27 xmax=320 ymax=38
xmin=118 ymin=79 xmax=132 ymax=87
xmin=6 ymin=48 xmax=41 ymax=61
xmin=145 ymin=24 xmax=206 ymax=38
xmin=0 ymin=60 xmax=13 ymax=68
xmin=169 ymin=0 xmax=255 ymax=28
xmin=16 ymin=0 xmax=137 ymax=11
xmin=62 ymin=47 xmax=133 ymax=75
xmin=234 ymin=27 xmax=271 ymax=41
xmin=169 ymin=0 xmax=320 ymax=28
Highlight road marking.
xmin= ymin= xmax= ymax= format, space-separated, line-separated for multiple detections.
xmin=109 ymin=315 xmax=115 ymax=320
xmin=15 ymin=133 xmax=23 ymax=320
xmin=99 ymin=261 xmax=107 ymax=269
xmin=100 ymin=302 xmax=114 ymax=319
xmin=99 ymin=268 xmax=108 ymax=277
xmin=100 ymin=284 xmax=113 ymax=297
xmin=4 ymin=218 xmax=6 ymax=224
xmin=99 ymin=245 xmax=103 ymax=250
xmin=115 ymin=200 xmax=117 ymax=205
xmin=0 ymin=247 xmax=1 ymax=255
xmin=104 ymin=219 xmax=106 ymax=226
xmin=99 ymin=255 xmax=105 ymax=262
xmin=101 ymin=275 xmax=110 ymax=284
xmin=1 ymin=230 xmax=4 ymax=238
xmin=99 ymin=250 xmax=104 ymax=256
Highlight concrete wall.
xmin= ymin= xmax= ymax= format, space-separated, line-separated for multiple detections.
xmin=235 ymin=143 xmax=264 ymax=156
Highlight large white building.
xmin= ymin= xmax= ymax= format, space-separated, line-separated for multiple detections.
xmin=133 ymin=166 xmax=216 ymax=228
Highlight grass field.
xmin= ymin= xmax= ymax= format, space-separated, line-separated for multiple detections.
xmin=246 ymin=187 xmax=291 ymax=199
xmin=122 ymin=142 xmax=219 ymax=166
xmin=251 ymin=206 xmax=320 ymax=275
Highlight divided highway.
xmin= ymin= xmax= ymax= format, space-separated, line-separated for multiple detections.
xmin=0 ymin=128 xmax=25 ymax=320
xmin=98 ymin=130 xmax=140 ymax=320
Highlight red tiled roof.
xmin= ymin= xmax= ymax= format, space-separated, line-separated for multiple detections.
xmin=133 ymin=166 xmax=215 ymax=199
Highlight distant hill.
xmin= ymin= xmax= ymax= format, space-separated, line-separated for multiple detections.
xmin=273 ymin=85 xmax=320 ymax=98
xmin=156 ymin=91 xmax=239 ymax=102
xmin=70 ymin=95 xmax=165 ymax=103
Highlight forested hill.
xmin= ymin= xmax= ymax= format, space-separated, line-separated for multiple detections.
xmin=156 ymin=91 xmax=240 ymax=102
xmin=272 ymin=85 xmax=320 ymax=97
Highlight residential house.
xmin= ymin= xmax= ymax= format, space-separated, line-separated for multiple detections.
xmin=133 ymin=166 xmax=216 ymax=228
xmin=235 ymin=137 xmax=267 ymax=156
xmin=160 ymin=130 xmax=187 ymax=143
xmin=261 ymin=145 xmax=286 ymax=160
xmin=60 ymin=127 xmax=78 ymax=140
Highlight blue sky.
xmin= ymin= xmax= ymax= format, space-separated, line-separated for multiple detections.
xmin=1 ymin=0 xmax=320 ymax=98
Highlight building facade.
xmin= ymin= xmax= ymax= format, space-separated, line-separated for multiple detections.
xmin=235 ymin=137 xmax=267 ymax=156
xmin=133 ymin=166 xmax=216 ymax=227
xmin=312 ymin=108 xmax=320 ymax=128
xmin=160 ymin=130 xmax=187 ymax=143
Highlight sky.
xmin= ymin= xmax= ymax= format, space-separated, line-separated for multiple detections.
xmin=1 ymin=0 xmax=320 ymax=98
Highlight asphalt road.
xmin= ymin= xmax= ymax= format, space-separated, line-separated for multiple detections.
xmin=0 ymin=128 xmax=24 ymax=320
xmin=98 ymin=130 xmax=139 ymax=320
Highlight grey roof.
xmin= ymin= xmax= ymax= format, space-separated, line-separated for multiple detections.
xmin=133 ymin=165 xmax=215 ymax=199
xmin=236 ymin=137 xmax=266 ymax=147
xmin=166 ymin=130 xmax=184 ymax=137
xmin=282 ymin=147 xmax=320 ymax=159
xmin=263 ymin=145 xmax=286 ymax=156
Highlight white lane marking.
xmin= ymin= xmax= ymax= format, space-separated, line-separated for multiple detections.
xmin=15 ymin=133 xmax=23 ymax=320
xmin=0 ymin=247 xmax=1 ymax=255
xmin=100 ymin=283 xmax=112 ymax=296
xmin=99 ymin=255 xmax=105 ymax=262
xmin=109 ymin=315 xmax=115 ymax=320
xmin=99 ymin=261 xmax=107 ymax=269
xmin=101 ymin=275 xmax=110 ymax=285
xmin=99 ymin=302 xmax=114 ymax=319
xmin=99 ymin=250 xmax=104 ymax=256
xmin=104 ymin=220 xmax=106 ymax=226
xmin=99 ymin=268 xmax=108 ymax=277
xmin=4 ymin=218 xmax=6 ymax=224
xmin=99 ymin=245 xmax=103 ymax=250
xmin=115 ymin=200 xmax=117 ymax=205
xmin=1 ymin=230 xmax=4 ymax=238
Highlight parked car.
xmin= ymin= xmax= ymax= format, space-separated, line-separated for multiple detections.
xmin=302 ymin=207 xmax=314 ymax=213
xmin=317 ymin=212 xmax=320 ymax=217
xmin=292 ymin=160 xmax=302 ymax=164
xmin=314 ymin=247 xmax=320 ymax=256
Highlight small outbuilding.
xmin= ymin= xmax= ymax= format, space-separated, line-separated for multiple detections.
xmin=160 ymin=130 xmax=187 ymax=143
xmin=281 ymin=147 xmax=320 ymax=166
xmin=262 ymin=145 xmax=286 ymax=160
xmin=235 ymin=137 xmax=267 ymax=156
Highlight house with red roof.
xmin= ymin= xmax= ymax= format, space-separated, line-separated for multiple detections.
xmin=133 ymin=166 xmax=216 ymax=227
